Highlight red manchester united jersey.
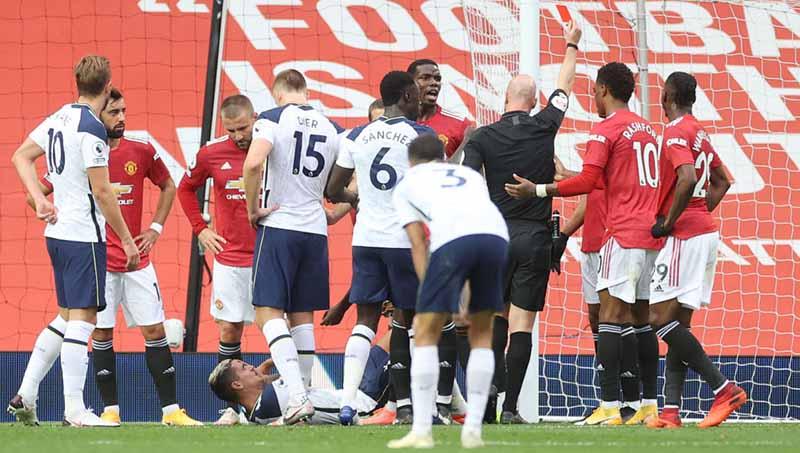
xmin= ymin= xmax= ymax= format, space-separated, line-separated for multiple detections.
xmin=42 ymin=137 xmax=170 ymax=272
xmin=106 ymin=137 xmax=170 ymax=272
xmin=178 ymin=136 xmax=254 ymax=267
xmin=583 ymin=109 xmax=662 ymax=250
xmin=657 ymin=114 xmax=722 ymax=239
xmin=418 ymin=105 xmax=473 ymax=158
xmin=582 ymin=188 xmax=607 ymax=253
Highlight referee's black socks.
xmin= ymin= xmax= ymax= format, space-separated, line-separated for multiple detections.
xmin=502 ymin=331 xmax=531 ymax=414
xmin=145 ymin=337 xmax=178 ymax=408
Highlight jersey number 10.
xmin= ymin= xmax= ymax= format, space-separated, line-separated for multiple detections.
xmin=633 ymin=141 xmax=659 ymax=188
xmin=46 ymin=128 xmax=66 ymax=175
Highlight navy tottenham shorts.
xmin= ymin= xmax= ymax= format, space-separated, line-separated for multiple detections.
xmin=46 ymin=238 xmax=107 ymax=311
xmin=349 ymin=246 xmax=419 ymax=310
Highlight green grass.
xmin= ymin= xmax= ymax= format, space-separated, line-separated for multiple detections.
xmin=1 ymin=423 xmax=798 ymax=453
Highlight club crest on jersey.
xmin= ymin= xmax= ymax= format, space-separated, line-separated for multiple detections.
xmin=224 ymin=177 xmax=246 ymax=200
xmin=124 ymin=161 xmax=138 ymax=176
xmin=437 ymin=134 xmax=449 ymax=147
xmin=215 ymin=299 xmax=224 ymax=310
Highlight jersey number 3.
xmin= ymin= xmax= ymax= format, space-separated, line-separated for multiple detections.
xmin=292 ymin=131 xmax=326 ymax=177
xmin=46 ymin=128 xmax=66 ymax=175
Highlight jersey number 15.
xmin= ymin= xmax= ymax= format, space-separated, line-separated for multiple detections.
xmin=292 ymin=131 xmax=326 ymax=178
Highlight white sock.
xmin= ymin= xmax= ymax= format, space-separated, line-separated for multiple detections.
xmin=641 ymin=398 xmax=658 ymax=407
xmin=104 ymin=404 xmax=120 ymax=414
xmin=410 ymin=345 xmax=438 ymax=437
xmin=464 ymin=348 xmax=494 ymax=433
xmin=18 ymin=315 xmax=66 ymax=404
xmin=290 ymin=323 xmax=315 ymax=388
xmin=61 ymin=320 xmax=94 ymax=417
xmin=162 ymin=403 xmax=180 ymax=416
xmin=385 ymin=400 xmax=397 ymax=412
xmin=342 ymin=324 xmax=375 ymax=408
xmin=263 ymin=319 xmax=306 ymax=401
xmin=601 ymin=400 xmax=620 ymax=409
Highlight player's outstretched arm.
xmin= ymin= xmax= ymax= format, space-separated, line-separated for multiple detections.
xmin=243 ymin=137 xmax=278 ymax=228
xmin=556 ymin=21 xmax=582 ymax=95
xmin=12 ymin=139 xmax=57 ymax=224
xmin=653 ymin=164 xmax=696 ymax=237
xmin=88 ymin=166 xmax=140 ymax=270
xmin=136 ymin=176 xmax=176 ymax=254
xmin=706 ymin=164 xmax=731 ymax=212
xmin=405 ymin=222 xmax=430 ymax=282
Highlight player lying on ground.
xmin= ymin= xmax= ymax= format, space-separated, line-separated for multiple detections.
xmin=326 ymin=71 xmax=434 ymax=426
xmin=208 ymin=337 xmax=392 ymax=425
xmin=647 ymin=72 xmax=744 ymax=429
xmin=177 ymin=95 xmax=258 ymax=425
xmin=507 ymin=62 xmax=662 ymax=425
xmin=22 ymin=88 xmax=201 ymax=426
xmin=9 ymin=55 xmax=139 ymax=428
xmin=388 ymin=134 xmax=509 ymax=449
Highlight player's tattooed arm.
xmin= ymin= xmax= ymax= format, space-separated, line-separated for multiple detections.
xmin=405 ymin=221 xmax=430 ymax=281
xmin=653 ymin=164 xmax=696 ymax=237
xmin=243 ymin=138 xmax=279 ymax=228
xmin=706 ymin=164 xmax=731 ymax=213
xmin=325 ymin=165 xmax=358 ymax=209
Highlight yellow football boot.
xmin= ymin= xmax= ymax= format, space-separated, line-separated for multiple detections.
xmin=162 ymin=408 xmax=203 ymax=426
xmin=624 ymin=403 xmax=658 ymax=425
xmin=100 ymin=409 xmax=121 ymax=425
xmin=583 ymin=406 xmax=623 ymax=425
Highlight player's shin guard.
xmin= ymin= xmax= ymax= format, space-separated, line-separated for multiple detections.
xmin=502 ymin=332 xmax=531 ymax=414
xmin=656 ymin=321 xmax=727 ymax=392
xmin=145 ymin=337 xmax=178 ymax=413
xmin=342 ymin=325 xmax=375 ymax=408
xmin=390 ymin=321 xmax=412 ymax=409
xmin=18 ymin=315 xmax=66 ymax=403
xmin=465 ymin=348 xmax=494 ymax=433
xmin=636 ymin=324 xmax=659 ymax=403
xmin=410 ymin=346 xmax=438 ymax=436
xmin=664 ymin=347 xmax=687 ymax=408
xmin=620 ymin=325 xmax=640 ymax=405
xmin=597 ymin=323 xmax=623 ymax=406
xmin=492 ymin=317 xmax=509 ymax=394
xmin=61 ymin=320 xmax=94 ymax=416
xmin=263 ymin=319 xmax=307 ymax=401
xmin=92 ymin=339 xmax=118 ymax=408
xmin=436 ymin=322 xmax=457 ymax=407
xmin=290 ymin=323 xmax=316 ymax=388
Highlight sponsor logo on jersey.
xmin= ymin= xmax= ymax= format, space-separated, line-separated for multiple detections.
xmin=437 ymin=133 xmax=449 ymax=147
xmin=124 ymin=160 xmax=138 ymax=176
xmin=588 ymin=134 xmax=606 ymax=143
xmin=111 ymin=182 xmax=134 ymax=205
xmin=224 ymin=177 xmax=247 ymax=200
xmin=666 ymin=137 xmax=688 ymax=148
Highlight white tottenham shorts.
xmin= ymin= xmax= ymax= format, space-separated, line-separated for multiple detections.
xmin=596 ymin=237 xmax=658 ymax=304
xmin=581 ymin=252 xmax=601 ymax=304
xmin=98 ymin=263 xmax=165 ymax=329
xmin=210 ymin=261 xmax=255 ymax=323
xmin=649 ymin=232 xmax=719 ymax=310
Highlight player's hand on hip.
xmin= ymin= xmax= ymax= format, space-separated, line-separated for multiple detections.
xmin=564 ymin=20 xmax=582 ymax=45
xmin=248 ymin=205 xmax=280 ymax=229
xmin=505 ymin=174 xmax=535 ymax=199
xmin=35 ymin=199 xmax=58 ymax=224
xmin=134 ymin=229 xmax=160 ymax=254
xmin=198 ymin=228 xmax=227 ymax=255
xmin=122 ymin=238 xmax=141 ymax=271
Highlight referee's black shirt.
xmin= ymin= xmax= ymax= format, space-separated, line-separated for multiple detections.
xmin=463 ymin=89 xmax=569 ymax=222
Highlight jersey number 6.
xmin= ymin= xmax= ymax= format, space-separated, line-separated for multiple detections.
xmin=370 ymin=147 xmax=397 ymax=191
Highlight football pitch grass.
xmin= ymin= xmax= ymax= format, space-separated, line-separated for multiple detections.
xmin=1 ymin=423 xmax=798 ymax=453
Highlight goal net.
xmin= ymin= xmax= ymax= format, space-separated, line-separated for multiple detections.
xmin=463 ymin=0 xmax=800 ymax=420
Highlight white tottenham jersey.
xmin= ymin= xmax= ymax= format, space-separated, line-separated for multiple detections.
xmin=253 ymin=104 xmax=343 ymax=236
xmin=393 ymin=162 xmax=509 ymax=253
xmin=30 ymin=103 xmax=110 ymax=242
xmin=337 ymin=116 xmax=434 ymax=248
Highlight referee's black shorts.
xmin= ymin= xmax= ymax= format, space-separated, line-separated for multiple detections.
xmin=504 ymin=219 xmax=551 ymax=312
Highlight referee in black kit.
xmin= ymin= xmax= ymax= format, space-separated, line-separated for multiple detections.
xmin=462 ymin=21 xmax=581 ymax=424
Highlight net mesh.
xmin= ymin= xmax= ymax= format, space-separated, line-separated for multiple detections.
xmin=463 ymin=0 xmax=800 ymax=420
